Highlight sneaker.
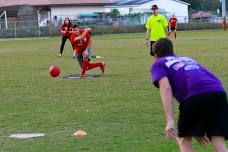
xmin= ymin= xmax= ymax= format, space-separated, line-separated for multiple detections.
xmin=101 ymin=62 xmax=105 ymax=74
xmin=80 ymin=74 xmax=85 ymax=79
xmin=58 ymin=54 xmax=62 ymax=57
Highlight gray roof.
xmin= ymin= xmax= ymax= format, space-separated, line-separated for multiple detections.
xmin=0 ymin=0 xmax=115 ymax=7
xmin=113 ymin=0 xmax=190 ymax=6
xmin=115 ymin=0 xmax=151 ymax=5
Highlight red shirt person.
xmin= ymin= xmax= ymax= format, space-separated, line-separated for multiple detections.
xmin=59 ymin=17 xmax=73 ymax=57
xmin=70 ymin=25 xmax=105 ymax=78
xmin=72 ymin=29 xmax=91 ymax=56
xmin=168 ymin=15 xmax=177 ymax=39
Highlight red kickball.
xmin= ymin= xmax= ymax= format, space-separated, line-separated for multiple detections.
xmin=49 ymin=65 xmax=60 ymax=77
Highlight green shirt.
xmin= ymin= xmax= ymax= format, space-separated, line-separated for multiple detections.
xmin=146 ymin=14 xmax=168 ymax=41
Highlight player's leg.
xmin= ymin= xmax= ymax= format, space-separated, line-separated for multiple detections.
xmin=81 ymin=57 xmax=105 ymax=76
xmin=87 ymin=60 xmax=105 ymax=73
xmin=80 ymin=48 xmax=105 ymax=77
xmin=206 ymin=92 xmax=228 ymax=152
xmin=76 ymin=54 xmax=83 ymax=68
xmin=80 ymin=57 xmax=88 ymax=77
xmin=174 ymin=29 xmax=177 ymax=39
xmin=74 ymin=48 xmax=83 ymax=67
xmin=211 ymin=136 xmax=228 ymax=152
xmin=150 ymin=41 xmax=155 ymax=56
xmin=176 ymin=137 xmax=195 ymax=152
xmin=70 ymin=37 xmax=75 ymax=58
xmin=59 ymin=36 xmax=68 ymax=56
xmin=87 ymin=48 xmax=104 ymax=72
xmin=168 ymin=28 xmax=171 ymax=37
xmin=178 ymin=94 xmax=210 ymax=151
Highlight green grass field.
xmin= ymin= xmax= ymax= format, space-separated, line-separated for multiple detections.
xmin=0 ymin=30 xmax=228 ymax=152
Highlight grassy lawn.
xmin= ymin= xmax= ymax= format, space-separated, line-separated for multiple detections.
xmin=0 ymin=30 xmax=228 ymax=152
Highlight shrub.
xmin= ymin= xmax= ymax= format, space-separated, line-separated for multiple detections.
xmin=0 ymin=23 xmax=223 ymax=39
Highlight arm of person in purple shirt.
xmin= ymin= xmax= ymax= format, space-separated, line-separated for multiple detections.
xmin=158 ymin=77 xmax=178 ymax=139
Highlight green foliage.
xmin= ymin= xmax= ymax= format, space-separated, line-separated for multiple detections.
xmin=0 ymin=23 xmax=224 ymax=39
xmin=124 ymin=13 xmax=142 ymax=17
xmin=182 ymin=0 xmax=201 ymax=9
xmin=182 ymin=0 xmax=222 ymax=11
xmin=0 ymin=26 xmax=50 ymax=38
xmin=110 ymin=8 xmax=120 ymax=19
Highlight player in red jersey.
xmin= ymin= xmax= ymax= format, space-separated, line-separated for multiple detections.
xmin=70 ymin=24 xmax=105 ymax=78
xmin=168 ymin=15 xmax=177 ymax=39
xmin=59 ymin=17 xmax=73 ymax=57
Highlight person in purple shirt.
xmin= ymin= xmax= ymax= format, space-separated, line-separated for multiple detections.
xmin=151 ymin=38 xmax=228 ymax=152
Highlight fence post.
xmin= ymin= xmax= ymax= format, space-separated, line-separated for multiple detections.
xmin=39 ymin=25 xmax=41 ymax=37
xmin=14 ymin=21 xmax=17 ymax=38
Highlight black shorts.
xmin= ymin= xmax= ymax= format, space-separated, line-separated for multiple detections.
xmin=178 ymin=92 xmax=228 ymax=140
xmin=76 ymin=54 xmax=83 ymax=68
xmin=150 ymin=41 xmax=155 ymax=56
xmin=170 ymin=27 xmax=176 ymax=31
xmin=75 ymin=54 xmax=91 ymax=68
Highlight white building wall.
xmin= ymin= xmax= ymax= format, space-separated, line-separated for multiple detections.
xmin=105 ymin=6 xmax=137 ymax=15
xmin=51 ymin=6 xmax=105 ymax=20
xmin=153 ymin=0 xmax=189 ymax=23
xmin=105 ymin=0 xmax=189 ymax=23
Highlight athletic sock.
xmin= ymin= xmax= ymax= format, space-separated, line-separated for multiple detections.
xmin=81 ymin=60 xmax=89 ymax=76
xmin=81 ymin=60 xmax=102 ymax=76
xmin=87 ymin=62 xmax=102 ymax=70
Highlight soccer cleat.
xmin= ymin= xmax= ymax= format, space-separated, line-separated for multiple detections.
xmin=58 ymin=54 xmax=62 ymax=57
xmin=101 ymin=62 xmax=105 ymax=74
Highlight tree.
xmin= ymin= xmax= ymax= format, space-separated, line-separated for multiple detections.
xmin=182 ymin=0 xmax=201 ymax=10
xmin=181 ymin=0 xmax=226 ymax=11
xmin=110 ymin=8 xmax=120 ymax=18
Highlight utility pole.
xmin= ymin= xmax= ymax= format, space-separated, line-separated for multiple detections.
xmin=221 ymin=0 xmax=227 ymax=30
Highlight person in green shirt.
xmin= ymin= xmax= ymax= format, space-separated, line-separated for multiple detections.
xmin=145 ymin=5 xmax=168 ymax=56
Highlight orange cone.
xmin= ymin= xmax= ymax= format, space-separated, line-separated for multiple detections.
xmin=73 ymin=130 xmax=87 ymax=137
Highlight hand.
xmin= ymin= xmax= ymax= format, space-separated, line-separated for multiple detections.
xmin=165 ymin=120 xmax=178 ymax=139
xmin=145 ymin=39 xmax=149 ymax=48
xmin=83 ymin=50 xmax=89 ymax=58
xmin=86 ymin=28 xmax=91 ymax=31
xmin=194 ymin=136 xmax=209 ymax=147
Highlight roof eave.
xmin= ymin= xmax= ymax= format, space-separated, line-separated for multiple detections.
xmin=105 ymin=4 xmax=138 ymax=7
xmin=1 ymin=3 xmax=116 ymax=8
xmin=173 ymin=0 xmax=190 ymax=6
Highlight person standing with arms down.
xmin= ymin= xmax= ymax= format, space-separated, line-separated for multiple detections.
xmin=168 ymin=14 xmax=178 ymax=39
xmin=150 ymin=38 xmax=228 ymax=152
xmin=145 ymin=5 xmax=168 ymax=56
xmin=59 ymin=17 xmax=73 ymax=57
xmin=70 ymin=24 xmax=105 ymax=78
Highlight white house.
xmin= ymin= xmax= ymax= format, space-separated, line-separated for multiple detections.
xmin=105 ymin=0 xmax=190 ymax=23
xmin=0 ymin=0 xmax=115 ymax=26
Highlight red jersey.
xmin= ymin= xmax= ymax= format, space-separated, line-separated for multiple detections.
xmin=169 ymin=17 xmax=177 ymax=27
xmin=61 ymin=24 xmax=72 ymax=37
xmin=70 ymin=29 xmax=91 ymax=55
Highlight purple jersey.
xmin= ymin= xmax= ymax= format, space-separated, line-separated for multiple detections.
xmin=151 ymin=55 xmax=225 ymax=103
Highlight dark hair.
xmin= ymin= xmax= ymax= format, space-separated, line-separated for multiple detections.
xmin=151 ymin=5 xmax=158 ymax=10
xmin=63 ymin=17 xmax=72 ymax=27
xmin=72 ymin=24 xmax=79 ymax=28
xmin=152 ymin=38 xmax=174 ymax=57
